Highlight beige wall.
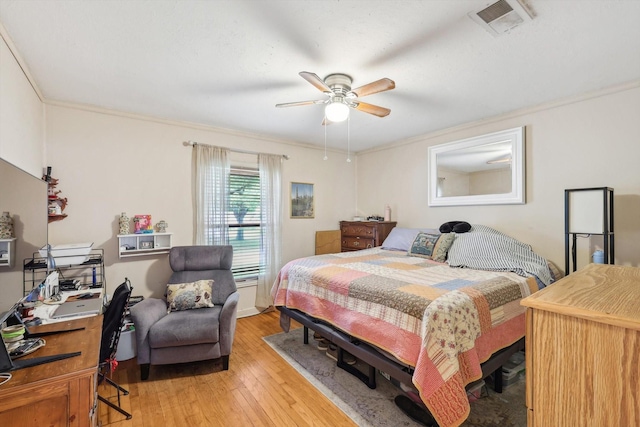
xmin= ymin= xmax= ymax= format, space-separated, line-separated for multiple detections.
xmin=356 ymin=83 xmax=640 ymax=271
xmin=44 ymin=104 xmax=356 ymax=299
xmin=0 ymin=32 xmax=44 ymax=176
xmin=0 ymin=30 xmax=46 ymax=311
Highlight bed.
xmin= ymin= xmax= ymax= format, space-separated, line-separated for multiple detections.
xmin=271 ymin=225 xmax=558 ymax=427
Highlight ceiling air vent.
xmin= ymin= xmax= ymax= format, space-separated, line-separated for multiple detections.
xmin=469 ymin=0 xmax=533 ymax=36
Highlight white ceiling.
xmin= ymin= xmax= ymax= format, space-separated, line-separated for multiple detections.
xmin=1 ymin=0 xmax=639 ymax=153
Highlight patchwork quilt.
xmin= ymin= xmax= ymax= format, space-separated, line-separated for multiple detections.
xmin=271 ymin=248 xmax=540 ymax=427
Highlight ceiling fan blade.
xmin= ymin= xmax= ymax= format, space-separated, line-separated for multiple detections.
xmin=349 ymin=78 xmax=395 ymax=98
xmin=276 ymin=99 xmax=326 ymax=108
xmin=299 ymin=71 xmax=332 ymax=93
xmin=354 ymin=102 xmax=391 ymax=117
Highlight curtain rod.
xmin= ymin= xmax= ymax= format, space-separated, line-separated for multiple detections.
xmin=183 ymin=140 xmax=290 ymax=160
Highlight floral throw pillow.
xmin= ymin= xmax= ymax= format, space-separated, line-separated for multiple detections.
xmin=408 ymin=232 xmax=455 ymax=262
xmin=166 ymin=279 xmax=215 ymax=313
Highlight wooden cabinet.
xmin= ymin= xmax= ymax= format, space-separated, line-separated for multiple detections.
xmin=339 ymin=221 xmax=396 ymax=252
xmin=0 ymin=315 xmax=102 ymax=427
xmin=521 ymin=264 xmax=640 ymax=427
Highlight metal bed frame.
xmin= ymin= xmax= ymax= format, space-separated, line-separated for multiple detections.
xmin=278 ymin=306 xmax=524 ymax=394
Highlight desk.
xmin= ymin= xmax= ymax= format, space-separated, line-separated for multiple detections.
xmin=0 ymin=315 xmax=102 ymax=427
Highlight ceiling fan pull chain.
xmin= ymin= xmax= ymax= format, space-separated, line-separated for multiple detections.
xmin=324 ymin=114 xmax=328 ymax=160
xmin=346 ymin=117 xmax=351 ymax=163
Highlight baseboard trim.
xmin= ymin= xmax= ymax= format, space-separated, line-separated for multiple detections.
xmin=237 ymin=307 xmax=261 ymax=318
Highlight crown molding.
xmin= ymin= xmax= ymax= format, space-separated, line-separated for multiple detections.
xmin=43 ymin=98 xmax=348 ymax=155
xmin=360 ymin=79 xmax=640 ymax=156
xmin=0 ymin=22 xmax=44 ymax=102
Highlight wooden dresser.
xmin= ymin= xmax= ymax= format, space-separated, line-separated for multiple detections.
xmin=0 ymin=315 xmax=102 ymax=427
xmin=520 ymin=264 xmax=640 ymax=427
xmin=339 ymin=221 xmax=396 ymax=252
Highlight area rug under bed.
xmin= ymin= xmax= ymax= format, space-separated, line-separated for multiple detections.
xmin=263 ymin=327 xmax=527 ymax=427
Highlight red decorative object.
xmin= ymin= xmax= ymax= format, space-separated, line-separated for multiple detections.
xmin=133 ymin=215 xmax=152 ymax=234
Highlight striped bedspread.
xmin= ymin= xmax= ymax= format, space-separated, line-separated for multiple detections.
xmin=271 ymin=248 xmax=540 ymax=427
xmin=447 ymin=224 xmax=553 ymax=287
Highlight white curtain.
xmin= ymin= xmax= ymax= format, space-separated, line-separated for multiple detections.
xmin=192 ymin=144 xmax=230 ymax=245
xmin=257 ymin=153 xmax=282 ymax=308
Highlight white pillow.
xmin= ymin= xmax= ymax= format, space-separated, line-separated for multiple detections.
xmin=166 ymin=279 xmax=215 ymax=313
xmin=381 ymin=227 xmax=440 ymax=251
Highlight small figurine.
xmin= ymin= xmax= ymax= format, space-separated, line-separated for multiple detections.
xmin=156 ymin=220 xmax=168 ymax=233
xmin=0 ymin=211 xmax=14 ymax=238
xmin=119 ymin=212 xmax=130 ymax=235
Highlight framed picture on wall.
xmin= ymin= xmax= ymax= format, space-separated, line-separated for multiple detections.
xmin=291 ymin=182 xmax=314 ymax=218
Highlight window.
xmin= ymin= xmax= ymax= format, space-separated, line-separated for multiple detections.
xmin=227 ymin=167 xmax=260 ymax=279
xmin=193 ymin=145 xmax=282 ymax=307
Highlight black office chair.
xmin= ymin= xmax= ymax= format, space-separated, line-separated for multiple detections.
xmin=98 ymin=278 xmax=133 ymax=420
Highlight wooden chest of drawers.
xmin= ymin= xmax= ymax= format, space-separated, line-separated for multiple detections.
xmin=339 ymin=221 xmax=396 ymax=252
xmin=521 ymin=264 xmax=640 ymax=427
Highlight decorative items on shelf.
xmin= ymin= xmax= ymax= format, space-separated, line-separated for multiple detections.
xmin=43 ymin=166 xmax=68 ymax=223
xmin=592 ymin=249 xmax=604 ymax=264
xmin=155 ymin=220 xmax=168 ymax=233
xmin=133 ymin=214 xmax=153 ymax=234
xmin=120 ymin=213 xmax=166 ymax=234
xmin=0 ymin=211 xmax=14 ymax=238
xmin=119 ymin=212 xmax=130 ymax=234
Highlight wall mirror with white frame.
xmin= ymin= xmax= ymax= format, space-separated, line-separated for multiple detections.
xmin=428 ymin=126 xmax=525 ymax=206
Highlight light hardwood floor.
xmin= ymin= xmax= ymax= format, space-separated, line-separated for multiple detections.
xmin=98 ymin=310 xmax=357 ymax=427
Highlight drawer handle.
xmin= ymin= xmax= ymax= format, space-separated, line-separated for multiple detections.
xmin=353 ymin=241 xmax=360 ymax=247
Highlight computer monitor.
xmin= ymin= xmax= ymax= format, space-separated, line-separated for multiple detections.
xmin=0 ymin=302 xmax=22 ymax=330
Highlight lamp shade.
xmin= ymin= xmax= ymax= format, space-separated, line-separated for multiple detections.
xmin=325 ymin=101 xmax=350 ymax=122
xmin=566 ymin=187 xmax=612 ymax=234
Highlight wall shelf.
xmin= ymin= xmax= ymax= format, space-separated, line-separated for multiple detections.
xmin=48 ymin=213 xmax=68 ymax=223
xmin=564 ymin=187 xmax=614 ymax=274
xmin=0 ymin=238 xmax=16 ymax=268
xmin=117 ymin=233 xmax=172 ymax=258
xmin=44 ymin=174 xmax=68 ymax=223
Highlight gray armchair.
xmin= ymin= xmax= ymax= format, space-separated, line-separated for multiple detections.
xmin=130 ymin=245 xmax=239 ymax=380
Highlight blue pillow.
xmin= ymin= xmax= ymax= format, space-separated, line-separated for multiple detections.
xmin=408 ymin=232 xmax=455 ymax=262
xmin=381 ymin=227 xmax=440 ymax=251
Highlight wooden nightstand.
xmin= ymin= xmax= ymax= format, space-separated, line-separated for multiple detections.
xmin=339 ymin=221 xmax=396 ymax=252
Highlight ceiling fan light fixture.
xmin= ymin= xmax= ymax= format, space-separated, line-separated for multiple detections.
xmin=325 ymin=100 xmax=350 ymax=122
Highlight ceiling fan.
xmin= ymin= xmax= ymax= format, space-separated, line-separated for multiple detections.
xmin=276 ymin=71 xmax=395 ymax=123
